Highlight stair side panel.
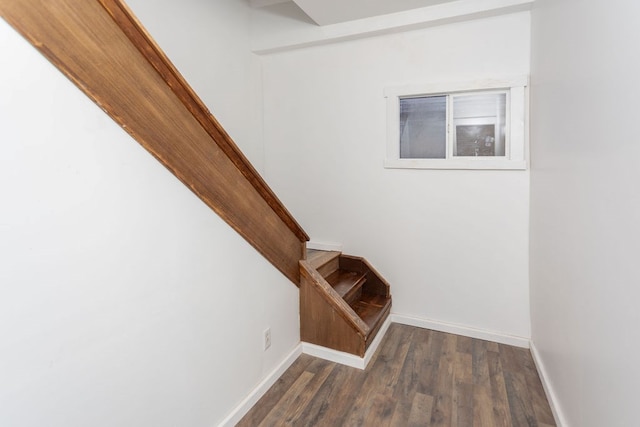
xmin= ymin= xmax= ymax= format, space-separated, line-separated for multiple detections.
xmin=300 ymin=275 xmax=366 ymax=356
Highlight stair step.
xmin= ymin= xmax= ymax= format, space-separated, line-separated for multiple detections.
xmin=351 ymin=292 xmax=392 ymax=330
xmin=300 ymin=252 xmax=392 ymax=357
xmin=325 ymin=269 xmax=367 ymax=303
xmin=306 ymin=249 xmax=340 ymax=277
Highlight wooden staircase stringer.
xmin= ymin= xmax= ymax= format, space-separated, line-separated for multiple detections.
xmin=0 ymin=0 xmax=309 ymax=284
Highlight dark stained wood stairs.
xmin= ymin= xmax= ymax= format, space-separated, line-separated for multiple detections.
xmin=300 ymin=250 xmax=392 ymax=357
xmin=0 ymin=0 xmax=391 ymax=363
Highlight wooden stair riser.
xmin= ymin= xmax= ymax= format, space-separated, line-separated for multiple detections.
xmin=317 ymin=257 xmax=339 ymax=278
xmin=343 ymin=281 xmax=364 ymax=305
xmin=364 ymin=302 xmax=392 ymax=350
xmin=326 ymin=270 xmax=367 ymax=304
xmin=340 ymin=255 xmax=391 ymax=297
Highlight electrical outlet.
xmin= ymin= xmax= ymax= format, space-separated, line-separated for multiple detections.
xmin=264 ymin=328 xmax=271 ymax=351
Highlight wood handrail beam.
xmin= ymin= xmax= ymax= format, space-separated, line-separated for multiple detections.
xmin=97 ymin=0 xmax=308 ymax=242
xmin=1 ymin=0 xmax=308 ymax=283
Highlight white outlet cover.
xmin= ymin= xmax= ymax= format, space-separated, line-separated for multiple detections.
xmin=264 ymin=328 xmax=271 ymax=350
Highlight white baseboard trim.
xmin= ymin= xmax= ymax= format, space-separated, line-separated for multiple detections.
xmin=217 ymin=344 xmax=303 ymax=427
xmin=530 ymin=341 xmax=568 ymax=427
xmin=306 ymin=241 xmax=343 ymax=252
xmin=391 ymin=313 xmax=530 ymax=348
xmin=301 ymin=315 xmax=392 ymax=370
xmin=217 ymin=315 xmax=532 ymax=426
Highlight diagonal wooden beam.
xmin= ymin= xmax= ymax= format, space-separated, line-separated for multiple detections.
xmin=0 ymin=0 xmax=308 ymax=283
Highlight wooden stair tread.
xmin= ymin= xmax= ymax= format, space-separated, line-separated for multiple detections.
xmin=306 ymin=249 xmax=341 ymax=270
xmin=325 ymin=269 xmax=367 ymax=301
xmin=351 ymin=293 xmax=392 ymax=330
xmin=300 ymin=252 xmax=392 ymax=357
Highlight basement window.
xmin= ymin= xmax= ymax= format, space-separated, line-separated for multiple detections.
xmin=385 ymin=77 xmax=528 ymax=170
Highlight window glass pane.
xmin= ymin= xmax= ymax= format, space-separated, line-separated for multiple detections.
xmin=453 ymin=93 xmax=506 ymax=157
xmin=399 ymin=96 xmax=446 ymax=159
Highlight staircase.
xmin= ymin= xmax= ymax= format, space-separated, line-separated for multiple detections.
xmin=0 ymin=0 xmax=392 ymax=360
xmin=300 ymin=250 xmax=392 ymax=357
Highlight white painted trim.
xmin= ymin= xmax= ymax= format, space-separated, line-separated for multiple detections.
xmin=252 ymin=0 xmax=533 ymax=54
xmin=529 ymin=341 xmax=569 ymax=427
xmin=307 ymin=241 xmax=343 ymax=252
xmin=217 ymin=318 xmax=534 ymax=426
xmin=391 ymin=313 xmax=530 ymax=348
xmin=384 ymin=158 xmax=527 ymax=170
xmin=217 ymin=344 xmax=303 ymax=427
xmin=384 ymin=76 xmax=529 ymax=97
xmin=301 ymin=315 xmax=392 ymax=370
xmin=385 ymin=76 xmax=528 ymax=170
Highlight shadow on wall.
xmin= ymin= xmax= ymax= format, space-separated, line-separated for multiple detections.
xmin=250 ymin=1 xmax=316 ymax=25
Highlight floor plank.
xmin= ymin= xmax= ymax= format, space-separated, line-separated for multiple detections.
xmin=238 ymin=324 xmax=556 ymax=427
xmin=236 ymin=354 xmax=314 ymax=427
xmin=294 ymin=363 xmax=366 ymax=426
xmin=390 ymin=327 xmax=431 ymax=425
xmin=430 ymin=333 xmax=456 ymax=426
xmin=453 ymin=382 xmax=473 ymax=427
xmin=523 ymin=352 xmax=556 ymax=426
xmin=363 ymin=393 xmax=397 ymax=427
xmin=276 ymin=358 xmax=335 ymax=425
xmin=406 ymin=392 xmax=435 ymax=427
xmin=499 ymin=344 xmax=539 ymax=427
xmin=487 ymin=350 xmax=513 ymax=427
xmin=256 ymin=371 xmax=314 ymax=427
xmin=472 ymin=340 xmax=495 ymax=427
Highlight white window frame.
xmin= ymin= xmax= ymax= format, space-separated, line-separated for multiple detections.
xmin=384 ymin=76 xmax=528 ymax=170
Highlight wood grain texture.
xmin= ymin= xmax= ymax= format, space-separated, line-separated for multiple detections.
xmin=325 ymin=269 xmax=366 ymax=302
xmin=0 ymin=0 xmax=308 ymax=283
xmin=237 ymin=354 xmax=315 ymax=426
xmin=306 ymin=250 xmax=340 ymax=270
xmin=299 ymin=253 xmax=392 ymax=357
xmin=300 ymin=260 xmax=369 ymax=336
xmin=316 ymin=256 xmax=339 ymax=279
xmin=239 ymin=324 xmax=557 ymax=427
xmin=340 ymin=254 xmax=391 ymax=297
xmin=300 ymin=262 xmax=368 ymax=356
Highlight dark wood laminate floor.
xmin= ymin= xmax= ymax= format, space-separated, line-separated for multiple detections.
xmin=237 ymin=324 xmax=556 ymax=427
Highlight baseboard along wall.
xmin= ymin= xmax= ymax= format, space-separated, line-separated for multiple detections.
xmin=219 ymin=314 xmax=535 ymax=427
xmin=217 ymin=344 xmax=303 ymax=427
xmin=302 ymin=315 xmax=392 ymax=370
xmin=529 ymin=341 xmax=568 ymax=427
xmin=391 ymin=313 xmax=531 ymax=348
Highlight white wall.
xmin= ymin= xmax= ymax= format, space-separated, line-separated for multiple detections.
xmin=261 ymin=12 xmax=531 ymax=340
xmin=530 ymin=1 xmax=640 ymax=426
xmin=126 ymin=0 xmax=265 ymax=171
xmin=0 ymin=1 xmax=299 ymax=425
xmin=249 ymin=0 xmax=534 ymax=54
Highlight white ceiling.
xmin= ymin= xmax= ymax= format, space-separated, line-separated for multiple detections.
xmin=250 ymin=0 xmax=463 ymax=26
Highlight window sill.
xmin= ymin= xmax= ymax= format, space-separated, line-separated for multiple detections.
xmin=384 ymin=158 xmax=527 ymax=170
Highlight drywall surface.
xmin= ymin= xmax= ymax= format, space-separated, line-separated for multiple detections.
xmin=127 ymin=0 xmax=265 ymax=171
xmin=0 ymin=7 xmax=298 ymax=427
xmin=250 ymin=0 xmax=533 ymax=54
xmin=293 ymin=0 xmax=460 ymax=25
xmin=530 ymin=0 xmax=640 ymax=425
xmin=261 ymin=12 xmax=531 ymax=339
